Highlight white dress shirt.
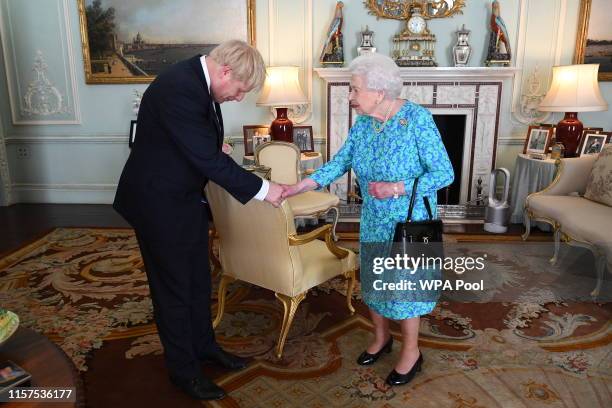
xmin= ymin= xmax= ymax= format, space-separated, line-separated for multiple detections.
xmin=200 ymin=56 xmax=269 ymax=200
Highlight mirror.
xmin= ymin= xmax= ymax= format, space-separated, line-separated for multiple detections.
xmin=364 ymin=0 xmax=465 ymax=20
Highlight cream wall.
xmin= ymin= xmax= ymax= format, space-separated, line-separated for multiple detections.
xmin=0 ymin=0 xmax=610 ymax=205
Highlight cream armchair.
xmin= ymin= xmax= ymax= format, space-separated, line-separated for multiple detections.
xmin=523 ymin=155 xmax=612 ymax=296
xmin=255 ymin=141 xmax=340 ymax=240
xmin=205 ymin=181 xmax=357 ymax=358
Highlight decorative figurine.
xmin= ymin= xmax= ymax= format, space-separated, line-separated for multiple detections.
xmin=392 ymin=3 xmax=437 ymax=67
xmin=320 ymin=1 xmax=344 ymax=66
xmin=452 ymin=24 xmax=472 ymax=67
xmin=486 ymin=0 xmax=511 ymax=66
xmin=357 ymin=26 xmax=376 ymax=56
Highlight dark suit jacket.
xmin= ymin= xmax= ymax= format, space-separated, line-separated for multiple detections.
xmin=114 ymin=55 xmax=262 ymax=244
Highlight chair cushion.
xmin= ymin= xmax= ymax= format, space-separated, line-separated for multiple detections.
xmin=294 ymin=241 xmax=356 ymax=295
xmin=584 ymin=144 xmax=612 ymax=207
xmin=529 ymin=195 xmax=612 ymax=260
xmin=287 ymin=191 xmax=340 ymax=216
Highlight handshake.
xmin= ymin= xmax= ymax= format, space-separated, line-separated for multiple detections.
xmin=263 ymin=178 xmax=318 ymax=207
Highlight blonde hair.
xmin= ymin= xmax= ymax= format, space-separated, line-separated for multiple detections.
xmin=209 ymin=40 xmax=266 ymax=91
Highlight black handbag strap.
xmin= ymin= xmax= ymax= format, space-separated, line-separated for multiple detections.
xmin=406 ymin=177 xmax=434 ymax=222
xmin=406 ymin=178 xmax=419 ymax=222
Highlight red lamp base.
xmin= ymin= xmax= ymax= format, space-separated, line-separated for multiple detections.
xmin=270 ymin=107 xmax=293 ymax=143
xmin=555 ymin=112 xmax=583 ymax=157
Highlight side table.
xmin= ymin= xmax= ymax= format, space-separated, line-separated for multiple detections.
xmin=0 ymin=327 xmax=82 ymax=407
xmin=243 ymin=152 xmax=322 ymax=175
xmin=509 ymin=153 xmax=558 ymax=228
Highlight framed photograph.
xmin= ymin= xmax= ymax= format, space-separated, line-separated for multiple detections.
xmin=575 ymin=0 xmax=612 ymax=81
xmin=128 ymin=120 xmax=137 ymax=148
xmin=243 ymin=125 xmax=270 ymax=156
xmin=538 ymin=123 xmax=557 ymax=152
xmin=292 ymin=126 xmax=314 ymax=152
xmin=578 ymin=130 xmax=611 ymax=156
xmin=523 ymin=126 xmax=554 ymax=154
xmin=77 ymin=0 xmax=256 ymax=84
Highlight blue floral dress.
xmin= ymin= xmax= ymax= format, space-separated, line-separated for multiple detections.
xmin=311 ymin=101 xmax=454 ymax=319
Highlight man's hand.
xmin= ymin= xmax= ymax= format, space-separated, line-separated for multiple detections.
xmin=368 ymin=181 xmax=404 ymax=199
xmin=264 ymin=182 xmax=285 ymax=207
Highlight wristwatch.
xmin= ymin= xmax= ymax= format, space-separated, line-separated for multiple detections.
xmin=393 ymin=183 xmax=399 ymax=199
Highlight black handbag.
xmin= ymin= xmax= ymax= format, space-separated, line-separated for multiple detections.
xmin=393 ymin=178 xmax=444 ymax=258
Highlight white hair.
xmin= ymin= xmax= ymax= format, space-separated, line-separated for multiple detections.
xmin=349 ymin=53 xmax=402 ymax=99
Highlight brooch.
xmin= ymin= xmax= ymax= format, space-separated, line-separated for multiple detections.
xmin=399 ymin=119 xmax=408 ymax=126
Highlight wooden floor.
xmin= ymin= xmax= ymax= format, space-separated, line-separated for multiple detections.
xmin=0 ymin=204 xmax=547 ymax=256
xmin=0 ymin=204 xmax=129 ymax=256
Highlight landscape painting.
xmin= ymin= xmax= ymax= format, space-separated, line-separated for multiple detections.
xmin=77 ymin=0 xmax=255 ymax=84
xmin=576 ymin=0 xmax=612 ymax=81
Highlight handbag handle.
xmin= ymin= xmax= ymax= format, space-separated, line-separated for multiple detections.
xmin=406 ymin=177 xmax=434 ymax=222
xmin=406 ymin=178 xmax=419 ymax=222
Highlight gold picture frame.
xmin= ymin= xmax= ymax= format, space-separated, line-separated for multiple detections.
xmin=363 ymin=0 xmax=465 ymax=20
xmin=77 ymin=0 xmax=256 ymax=84
xmin=575 ymin=0 xmax=612 ymax=81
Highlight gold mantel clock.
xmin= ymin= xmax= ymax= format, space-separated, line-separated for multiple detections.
xmin=392 ymin=4 xmax=437 ymax=67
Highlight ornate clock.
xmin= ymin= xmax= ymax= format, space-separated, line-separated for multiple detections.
xmin=392 ymin=4 xmax=437 ymax=67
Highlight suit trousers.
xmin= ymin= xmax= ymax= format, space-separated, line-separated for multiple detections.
xmin=135 ymin=209 xmax=216 ymax=379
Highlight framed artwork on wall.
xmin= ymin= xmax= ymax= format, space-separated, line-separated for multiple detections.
xmin=77 ymin=0 xmax=256 ymax=84
xmin=523 ymin=125 xmax=553 ymax=155
xmin=575 ymin=0 xmax=612 ymax=81
xmin=129 ymin=120 xmax=137 ymax=148
xmin=243 ymin=125 xmax=270 ymax=156
xmin=578 ymin=130 xmax=611 ymax=156
xmin=292 ymin=125 xmax=314 ymax=152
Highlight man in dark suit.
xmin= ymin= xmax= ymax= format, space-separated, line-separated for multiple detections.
xmin=113 ymin=40 xmax=283 ymax=401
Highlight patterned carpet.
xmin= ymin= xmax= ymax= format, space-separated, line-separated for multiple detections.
xmin=0 ymin=228 xmax=610 ymax=407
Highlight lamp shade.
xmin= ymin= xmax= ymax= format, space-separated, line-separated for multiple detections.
xmin=256 ymin=66 xmax=308 ymax=107
xmin=539 ymin=64 xmax=608 ymax=112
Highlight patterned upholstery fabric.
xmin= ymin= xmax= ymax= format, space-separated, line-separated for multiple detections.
xmin=584 ymin=144 xmax=612 ymax=207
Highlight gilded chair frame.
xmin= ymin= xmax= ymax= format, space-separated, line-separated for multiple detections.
xmin=212 ymin=223 xmax=356 ymax=358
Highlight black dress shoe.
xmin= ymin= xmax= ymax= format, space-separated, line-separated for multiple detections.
xmin=201 ymin=348 xmax=248 ymax=370
xmin=170 ymin=376 xmax=226 ymax=400
xmin=356 ymin=336 xmax=393 ymax=365
xmin=386 ymin=352 xmax=423 ymax=386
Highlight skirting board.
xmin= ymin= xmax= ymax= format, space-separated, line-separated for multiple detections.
xmin=11 ymin=184 xmax=117 ymax=204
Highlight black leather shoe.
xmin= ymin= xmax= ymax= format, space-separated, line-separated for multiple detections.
xmin=386 ymin=352 xmax=423 ymax=386
xmin=356 ymin=336 xmax=393 ymax=365
xmin=201 ymin=348 xmax=248 ymax=370
xmin=170 ymin=376 xmax=226 ymax=400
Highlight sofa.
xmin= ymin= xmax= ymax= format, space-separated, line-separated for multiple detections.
xmin=522 ymin=145 xmax=612 ymax=297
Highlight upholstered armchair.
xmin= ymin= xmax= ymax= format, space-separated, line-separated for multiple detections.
xmin=523 ymin=154 xmax=612 ymax=296
xmin=205 ymin=181 xmax=357 ymax=358
xmin=255 ymin=141 xmax=340 ymax=240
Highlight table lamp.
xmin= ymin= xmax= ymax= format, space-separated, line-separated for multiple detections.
xmin=256 ymin=66 xmax=308 ymax=142
xmin=538 ymin=64 xmax=608 ymax=157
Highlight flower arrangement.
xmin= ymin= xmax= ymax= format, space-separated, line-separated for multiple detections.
xmin=222 ymin=137 xmax=235 ymax=155
xmin=132 ymin=90 xmax=143 ymax=115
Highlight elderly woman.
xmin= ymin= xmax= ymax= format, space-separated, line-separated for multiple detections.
xmin=283 ymin=53 xmax=453 ymax=386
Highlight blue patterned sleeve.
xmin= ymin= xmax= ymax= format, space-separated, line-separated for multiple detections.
xmin=309 ymin=123 xmax=357 ymax=187
xmin=406 ymin=109 xmax=454 ymax=196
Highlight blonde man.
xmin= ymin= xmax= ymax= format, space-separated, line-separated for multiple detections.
xmin=114 ymin=40 xmax=283 ymax=401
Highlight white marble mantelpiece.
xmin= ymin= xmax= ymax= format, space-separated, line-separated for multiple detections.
xmin=315 ymin=67 xmax=519 ymax=81
xmin=314 ymin=67 xmax=519 ymax=208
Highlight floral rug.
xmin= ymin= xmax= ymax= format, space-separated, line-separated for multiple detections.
xmin=0 ymin=228 xmax=610 ymax=407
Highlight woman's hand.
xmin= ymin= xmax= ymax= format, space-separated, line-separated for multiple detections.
xmin=282 ymin=178 xmax=319 ymax=199
xmin=368 ymin=181 xmax=404 ymax=199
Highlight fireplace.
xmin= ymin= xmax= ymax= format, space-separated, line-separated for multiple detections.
xmin=314 ymin=67 xmax=518 ymax=219
xmin=433 ymin=114 xmax=466 ymax=205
